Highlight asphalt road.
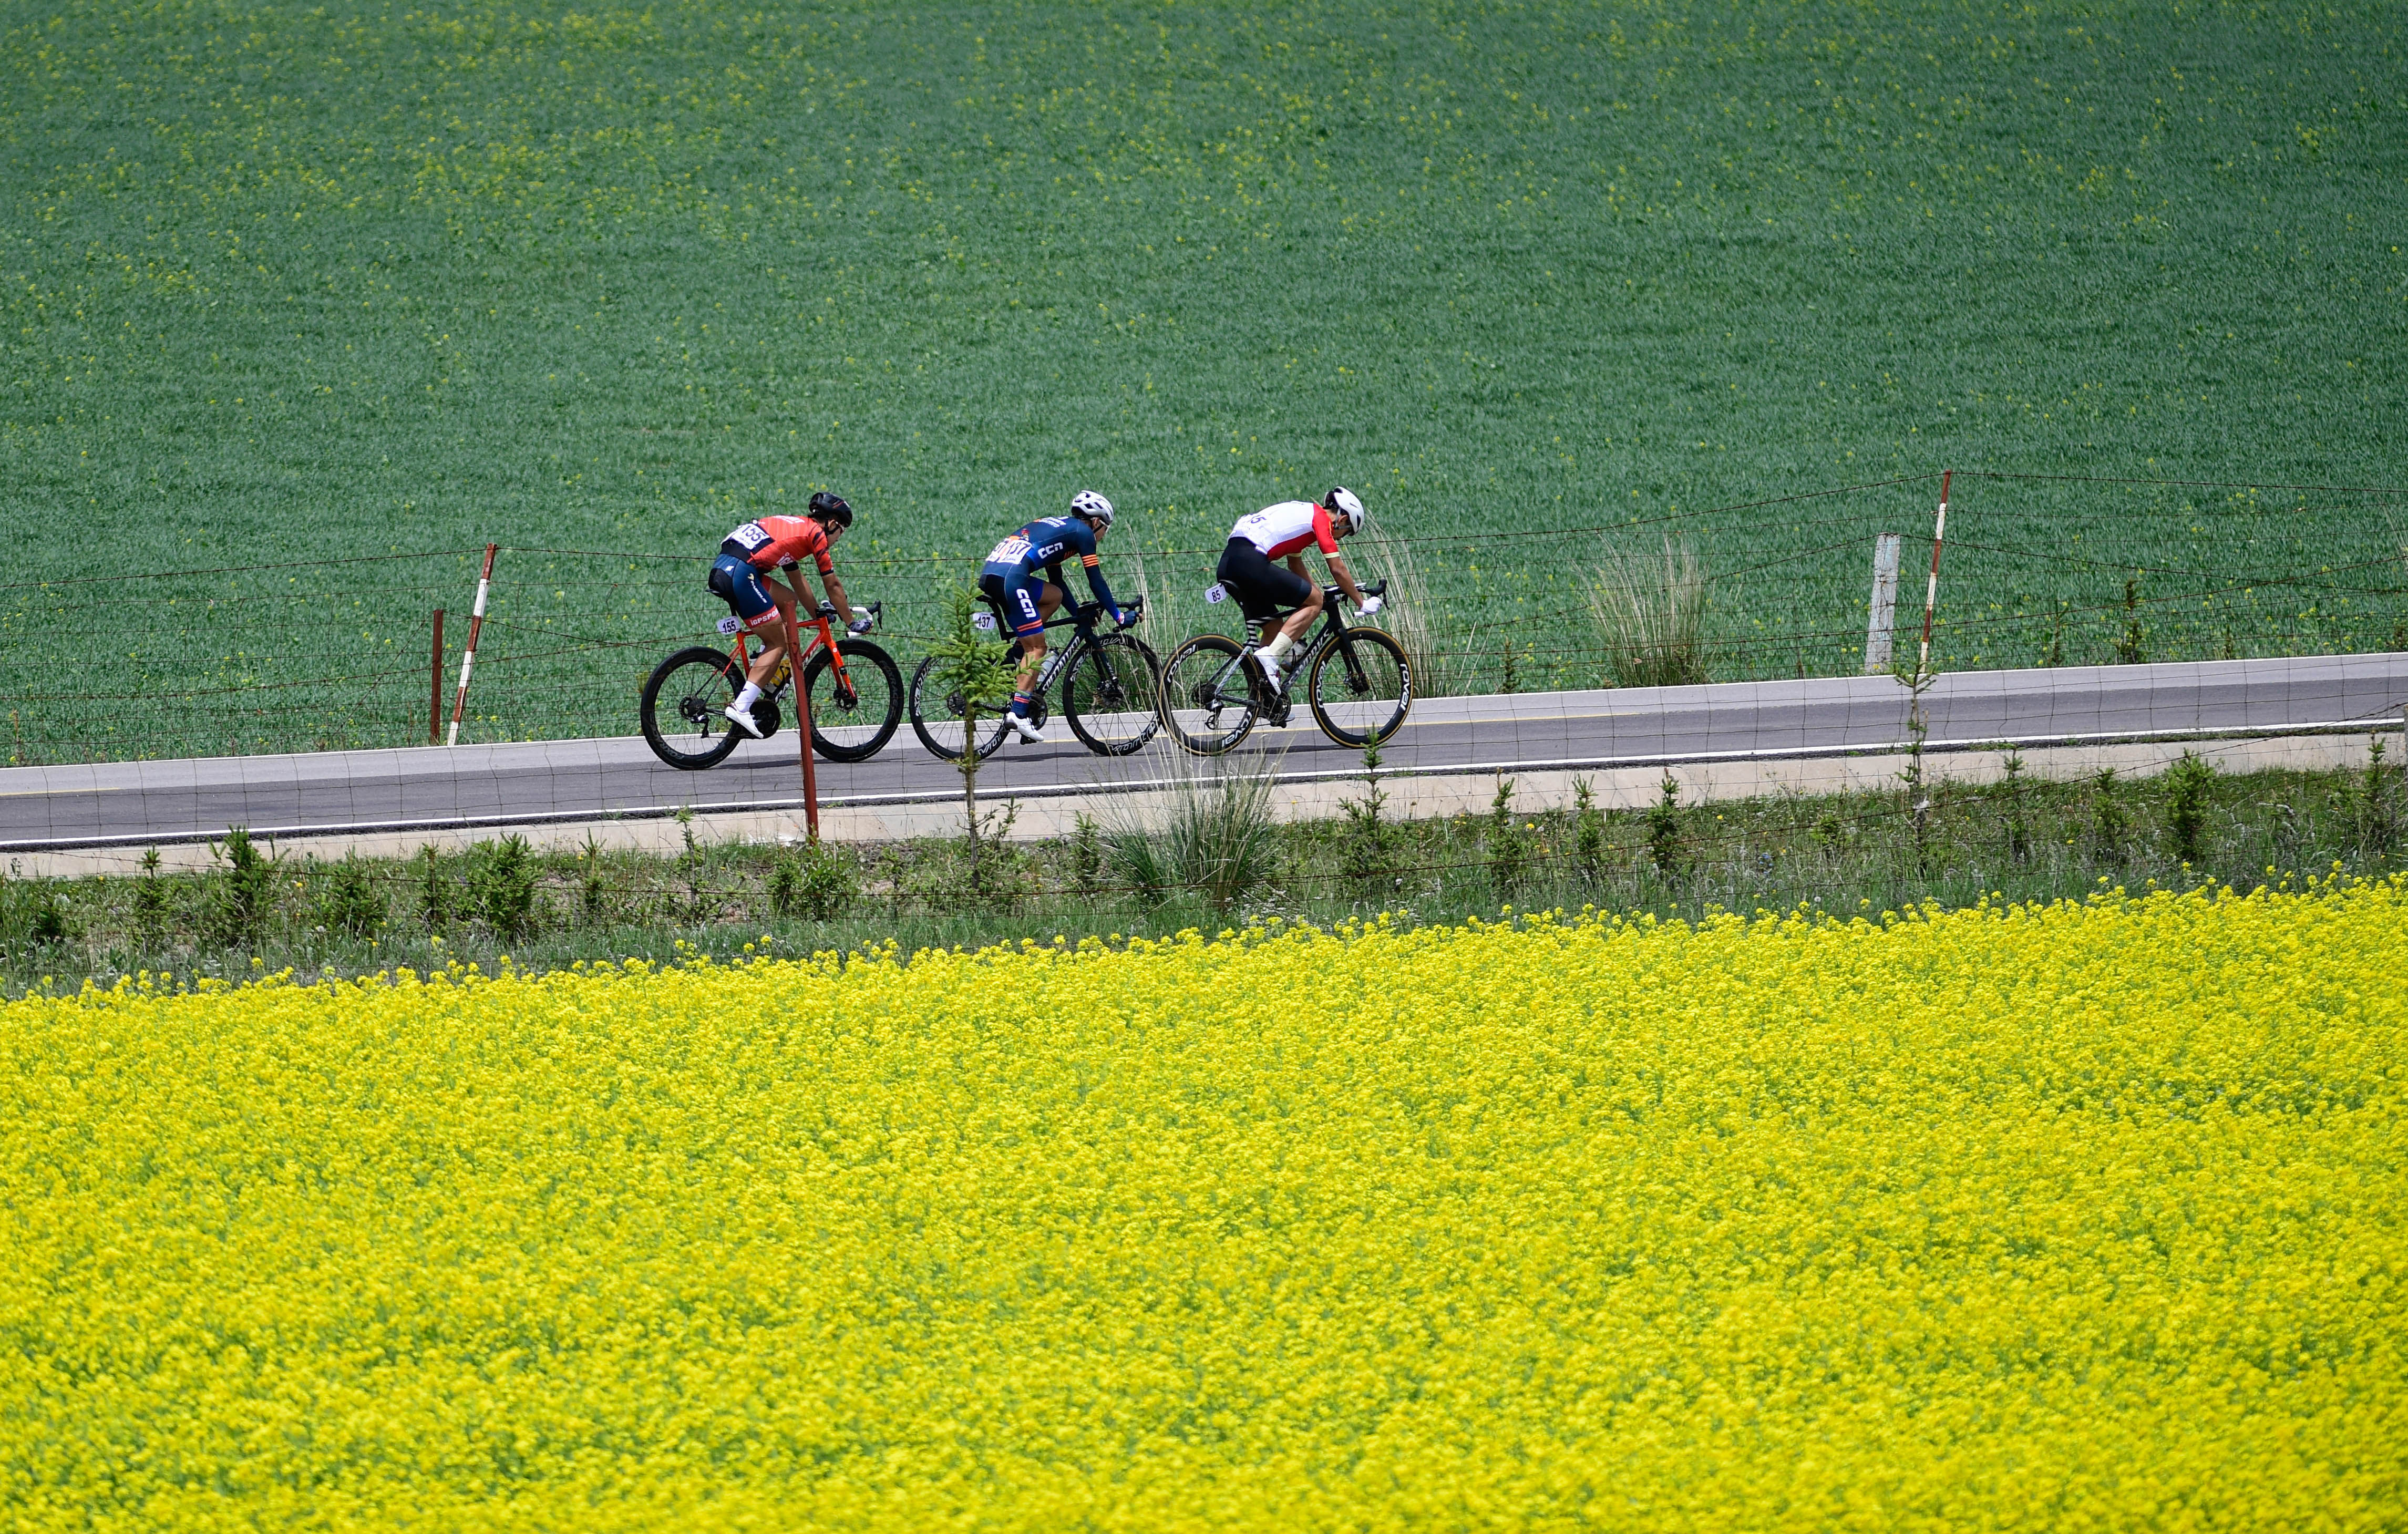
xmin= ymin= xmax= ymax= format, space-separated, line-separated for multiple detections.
xmin=4 ymin=653 xmax=2403 ymax=852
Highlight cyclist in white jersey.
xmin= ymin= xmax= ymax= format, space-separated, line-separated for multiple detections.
xmin=1216 ymin=487 xmax=1381 ymax=691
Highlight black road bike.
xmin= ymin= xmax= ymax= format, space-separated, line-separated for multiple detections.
xmin=908 ymin=595 xmax=1162 ymax=761
xmin=639 ymin=600 xmax=903 ymax=769
xmin=1157 ymin=581 xmax=1410 ymax=756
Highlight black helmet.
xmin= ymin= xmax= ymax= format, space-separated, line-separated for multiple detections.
xmin=808 ymin=491 xmax=854 ymax=528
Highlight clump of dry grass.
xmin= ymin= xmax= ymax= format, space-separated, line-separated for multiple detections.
xmin=1589 ymin=537 xmax=1710 ymax=688
xmin=1351 ymin=534 xmax=1476 ymax=697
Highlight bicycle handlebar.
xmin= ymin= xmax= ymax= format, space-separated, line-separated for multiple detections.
xmin=815 ymin=598 xmax=881 ymax=634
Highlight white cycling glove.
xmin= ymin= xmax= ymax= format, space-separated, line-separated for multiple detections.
xmin=1355 ymin=594 xmax=1385 ymax=619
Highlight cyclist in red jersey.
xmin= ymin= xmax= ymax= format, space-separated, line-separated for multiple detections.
xmin=1216 ymin=487 xmax=1381 ymax=692
xmin=708 ymin=491 xmax=862 ymax=737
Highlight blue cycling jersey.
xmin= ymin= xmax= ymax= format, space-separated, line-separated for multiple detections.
xmin=982 ymin=516 xmax=1119 ymax=614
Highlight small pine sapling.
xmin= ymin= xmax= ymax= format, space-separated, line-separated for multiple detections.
xmin=1487 ymin=773 xmax=1530 ymax=899
xmin=320 ymin=853 xmax=385 ymax=940
xmin=416 ymin=844 xmax=450 ymax=933
xmin=1070 ymin=814 xmax=1105 ymax=899
xmin=1572 ymin=777 xmax=1606 ymax=882
xmin=1340 ymin=742 xmax=1404 ymax=896
xmin=578 ymin=832 xmax=610 ymax=926
xmin=469 ymin=835 xmax=542 ymax=943
xmin=19 ymin=878 xmax=68 ymax=945
xmin=675 ymin=808 xmax=713 ymax=922
xmin=1647 ymin=775 xmax=1684 ymax=879
xmin=209 ymin=826 xmax=277 ymax=950
xmin=133 ymin=846 xmax=170 ymax=947
xmin=2354 ymin=735 xmax=2395 ymax=854
xmin=2114 ymin=574 xmax=2146 ymax=665
xmin=2089 ymin=768 xmax=2127 ymax=864
xmin=1992 ymin=750 xmax=2033 ymax=865
xmin=2163 ymin=750 xmax=2215 ymax=866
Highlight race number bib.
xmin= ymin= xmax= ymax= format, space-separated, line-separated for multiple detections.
xmin=716 ymin=615 xmax=744 ymax=635
xmin=729 ymin=521 xmax=773 ymax=551
xmin=1203 ymin=583 xmax=1228 ymax=604
xmin=986 ymin=535 xmax=1033 ymax=565
xmin=972 ymin=612 xmax=998 ymax=632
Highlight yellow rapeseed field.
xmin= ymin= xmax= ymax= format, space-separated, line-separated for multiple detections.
xmin=3 ymin=883 xmax=2404 ymax=1530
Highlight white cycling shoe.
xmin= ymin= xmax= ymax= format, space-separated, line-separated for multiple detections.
xmin=723 ymin=703 xmax=766 ymax=739
xmin=1005 ymin=712 xmax=1047 ymax=745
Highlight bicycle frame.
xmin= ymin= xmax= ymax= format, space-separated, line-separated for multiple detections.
xmin=725 ymin=603 xmax=871 ymax=703
xmin=1199 ymin=584 xmax=1371 ymax=704
xmin=987 ymin=596 xmax=1133 ymax=698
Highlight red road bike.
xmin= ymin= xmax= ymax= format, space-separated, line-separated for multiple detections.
xmin=639 ymin=601 xmax=903 ymax=769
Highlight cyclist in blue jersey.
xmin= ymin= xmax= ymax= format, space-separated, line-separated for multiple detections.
xmin=978 ymin=490 xmax=1129 ymax=744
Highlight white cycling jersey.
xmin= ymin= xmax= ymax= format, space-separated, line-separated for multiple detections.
xmin=1229 ymin=500 xmax=1339 ymax=560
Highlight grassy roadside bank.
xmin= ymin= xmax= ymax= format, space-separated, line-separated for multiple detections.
xmin=3 ymin=747 xmax=2400 ymax=998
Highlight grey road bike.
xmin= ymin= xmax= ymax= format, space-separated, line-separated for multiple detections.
xmin=1157 ymin=580 xmax=1409 ymax=756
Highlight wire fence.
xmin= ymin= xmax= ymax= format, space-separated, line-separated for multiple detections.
xmin=3 ymin=710 xmax=2401 ymax=1000
xmin=3 ymin=471 xmax=2403 ymax=767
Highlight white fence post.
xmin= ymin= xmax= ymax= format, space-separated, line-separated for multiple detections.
xmin=1864 ymin=533 xmax=1901 ymax=676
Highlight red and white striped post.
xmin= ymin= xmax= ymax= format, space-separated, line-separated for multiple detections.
xmin=446 ymin=544 xmax=498 ymax=747
xmin=1916 ymin=470 xmax=1950 ymax=681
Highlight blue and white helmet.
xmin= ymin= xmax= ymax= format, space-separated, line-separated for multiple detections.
xmin=1069 ymin=489 xmax=1116 ymax=529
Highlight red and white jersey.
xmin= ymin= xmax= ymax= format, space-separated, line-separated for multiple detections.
xmin=725 ymin=516 xmax=835 ymax=575
xmin=1229 ymin=500 xmax=1339 ymax=560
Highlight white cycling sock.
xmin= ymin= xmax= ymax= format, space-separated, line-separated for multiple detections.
xmin=1260 ymin=633 xmax=1295 ymax=665
xmin=732 ymin=681 xmax=764 ymax=712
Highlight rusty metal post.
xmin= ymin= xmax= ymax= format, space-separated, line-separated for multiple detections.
xmin=429 ymin=608 xmax=445 ymax=745
xmin=787 ymin=611 xmax=820 ymax=842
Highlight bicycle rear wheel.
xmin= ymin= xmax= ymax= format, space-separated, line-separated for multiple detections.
xmin=1308 ymin=627 xmax=1411 ymax=748
xmin=1158 ymin=634 xmax=1258 ymax=756
xmin=908 ymin=655 xmax=1011 ymax=763
xmin=639 ymin=645 xmax=751 ymax=769
xmin=803 ymin=639 xmax=903 ymax=761
xmin=1063 ymin=634 xmax=1161 ymax=756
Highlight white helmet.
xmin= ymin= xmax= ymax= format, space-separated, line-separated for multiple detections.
xmin=1069 ymin=489 xmax=1116 ymax=529
xmin=1326 ymin=486 xmax=1366 ymax=534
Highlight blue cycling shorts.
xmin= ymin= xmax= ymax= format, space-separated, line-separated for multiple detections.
xmin=708 ymin=554 xmax=781 ymax=629
xmin=978 ymin=568 xmax=1052 ymax=639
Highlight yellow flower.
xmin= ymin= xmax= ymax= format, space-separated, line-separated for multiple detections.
xmin=1 ymin=880 xmax=2402 ymax=1528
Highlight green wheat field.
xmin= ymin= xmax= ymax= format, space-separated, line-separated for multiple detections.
xmin=3 ymin=0 xmax=2403 ymax=760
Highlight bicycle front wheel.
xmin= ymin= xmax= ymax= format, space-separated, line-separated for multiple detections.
xmin=908 ymin=655 xmax=1011 ymax=763
xmin=1158 ymin=634 xmax=1258 ymax=756
xmin=1063 ymin=633 xmax=1161 ymax=756
xmin=639 ymin=645 xmax=748 ymax=770
xmin=803 ymin=639 xmax=903 ymax=761
xmin=1309 ymin=627 xmax=1411 ymax=748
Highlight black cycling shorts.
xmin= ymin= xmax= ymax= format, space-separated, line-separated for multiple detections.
xmin=1216 ymin=538 xmax=1314 ymax=624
